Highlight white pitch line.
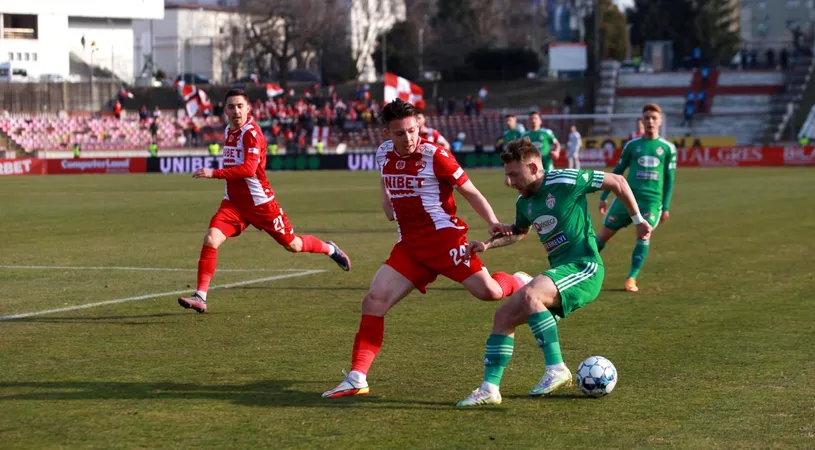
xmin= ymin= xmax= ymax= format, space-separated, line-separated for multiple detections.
xmin=0 ymin=269 xmax=325 ymax=321
xmin=0 ymin=265 xmax=309 ymax=273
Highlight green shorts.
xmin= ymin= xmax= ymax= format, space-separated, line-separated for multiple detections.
xmin=541 ymin=260 xmax=604 ymax=319
xmin=603 ymin=198 xmax=661 ymax=231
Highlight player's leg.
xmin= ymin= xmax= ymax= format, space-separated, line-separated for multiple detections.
xmin=256 ymin=202 xmax=351 ymax=271
xmin=456 ymin=274 xmax=562 ymax=406
xmin=573 ymin=150 xmax=581 ymax=170
xmin=461 ymin=269 xmax=532 ymax=301
xmin=528 ymin=261 xmax=603 ymax=396
xmin=596 ymin=198 xmax=629 ymax=252
xmin=178 ymin=201 xmax=246 ymax=313
xmin=624 ymin=206 xmax=661 ymax=292
xmin=432 ymin=230 xmax=531 ymax=301
xmin=323 ymin=246 xmax=434 ymax=399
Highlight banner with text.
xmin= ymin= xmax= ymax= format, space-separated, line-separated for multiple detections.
xmin=47 ymin=158 xmax=147 ymax=175
xmin=582 ymin=136 xmax=737 ymax=152
xmin=0 ymin=158 xmax=46 ymax=176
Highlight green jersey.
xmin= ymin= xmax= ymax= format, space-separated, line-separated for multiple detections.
xmin=499 ymin=128 xmax=524 ymax=149
xmin=522 ymin=128 xmax=559 ymax=169
xmin=515 ymin=169 xmax=605 ymax=267
xmin=600 ymin=136 xmax=677 ymax=210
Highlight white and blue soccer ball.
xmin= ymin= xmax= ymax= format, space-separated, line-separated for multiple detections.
xmin=576 ymin=356 xmax=617 ymax=397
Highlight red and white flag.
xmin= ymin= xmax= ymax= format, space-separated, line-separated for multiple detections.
xmin=266 ymin=83 xmax=284 ymax=98
xmin=384 ymin=72 xmax=425 ymax=110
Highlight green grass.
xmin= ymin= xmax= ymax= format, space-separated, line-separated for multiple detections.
xmin=0 ymin=168 xmax=813 ymax=449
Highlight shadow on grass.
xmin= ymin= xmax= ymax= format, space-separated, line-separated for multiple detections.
xmin=0 ymin=380 xmax=504 ymax=412
xmin=503 ymin=392 xmax=593 ymax=401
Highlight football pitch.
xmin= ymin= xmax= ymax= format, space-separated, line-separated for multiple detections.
xmin=0 ymin=168 xmax=813 ymax=449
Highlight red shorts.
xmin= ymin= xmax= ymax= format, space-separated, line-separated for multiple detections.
xmin=209 ymin=199 xmax=295 ymax=245
xmin=385 ymin=227 xmax=486 ymax=293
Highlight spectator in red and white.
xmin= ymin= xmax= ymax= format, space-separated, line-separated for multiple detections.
xmin=416 ymin=112 xmax=451 ymax=149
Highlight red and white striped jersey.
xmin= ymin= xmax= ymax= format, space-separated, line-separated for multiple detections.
xmin=377 ymin=139 xmax=470 ymax=244
xmin=419 ymin=127 xmax=445 ymax=144
xmin=213 ymin=117 xmax=274 ymax=207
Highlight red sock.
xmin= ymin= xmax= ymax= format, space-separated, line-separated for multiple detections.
xmin=197 ymin=245 xmax=218 ymax=293
xmin=350 ymin=314 xmax=385 ymax=374
xmin=298 ymin=235 xmax=332 ymax=254
xmin=492 ymin=271 xmax=523 ymax=297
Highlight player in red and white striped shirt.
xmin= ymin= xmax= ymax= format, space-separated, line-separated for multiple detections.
xmin=177 ymin=89 xmax=350 ymax=313
xmin=416 ymin=112 xmax=450 ymax=149
xmin=323 ymin=99 xmax=531 ymax=399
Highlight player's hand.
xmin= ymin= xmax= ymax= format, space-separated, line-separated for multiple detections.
xmin=489 ymin=222 xmax=512 ymax=237
xmin=193 ymin=168 xmax=214 ymax=178
xmin=598 ymin=200 xmax=607 ymax=215
xmin=659 ymin=211 xmax=670 ymax=224
xmin=635 ymin=221 xmax=653 ymax=241
xmin=467 ymin=240 xmax=488 ymax=257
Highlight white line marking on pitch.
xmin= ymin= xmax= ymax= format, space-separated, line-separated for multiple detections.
xmin=0 ymin=269 xmax=325 ymax=321
xmin=0 ymin=265 xmax=309 ymax=273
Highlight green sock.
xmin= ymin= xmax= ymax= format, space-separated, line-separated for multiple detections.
xmin=528 ymin=310 xmax=563 ymax=366
xmin=595 ymin=237 xmax=606 ymax=252
xmin=627 ymin=239 xmax=650 ymax=279
xmin=483 ymin=334 xmax=514 ymax=386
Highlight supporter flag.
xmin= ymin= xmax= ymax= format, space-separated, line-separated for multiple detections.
xmin=178 ymin=84 xmax=212 ymax=117
xmin=266 ymin=83 xmax=284 ymax=98
xmin=312 ymin=126 xmax=331 ymax=147
xmin=384 ymin=72 xmax=425 ymax=110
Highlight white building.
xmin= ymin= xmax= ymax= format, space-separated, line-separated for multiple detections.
xmin=133 ymin=1 xmax=246 ymax=84
xmin=0 ymin=0 xmax=164 ymax=83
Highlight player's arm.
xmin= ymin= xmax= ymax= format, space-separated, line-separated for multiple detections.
xmin=455 ymin=180 xmax=500 ymax=227
xmin=661 ymin=145 xmax=677 ymax=224
xmin=599 ymin=143 xmax=632 ymax=209
xmin=380 ymin=177 xmax=395 ymax=221
xmin=195 ymin=133 xmax=261 ymax=179
xmin=436 ymin=134 xmax=451 ymax=150
xmin=468 ymin=199 xmax=530 ymax=256
xmin=548 ymin=130 xmax=561 ymax=158
xmin=600 ymin=172 xmax=652 ymax=240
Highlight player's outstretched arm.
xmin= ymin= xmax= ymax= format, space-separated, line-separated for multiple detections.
xmin=599 ymin=143 xmax=632 ymax=209
xmin=455 ymin=180 xmax=500 ymax=228
xmin=601 ymin=173 xmax=652 ymax=240
xmin=380 ymin=178 xmax=395 ymax=221
xmin=437 ymin=135 xmax=451 ymax=150
xmin=468 ymin=224 xmax=528 ymax=255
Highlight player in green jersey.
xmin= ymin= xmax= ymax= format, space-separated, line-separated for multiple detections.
xmin=496 ymin=114 xmax=525 ymax=151
xmin=456 ymin=138 xmax=651 ymax=407
xmin=596 ymin=103 xmax=676 ymax=293
xmin=522 ymin=111 xmax=561 ymax=170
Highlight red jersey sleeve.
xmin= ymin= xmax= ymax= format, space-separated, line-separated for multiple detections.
xmin=432 ymin=129 xmax=441 ymax=141
xmin=212 ymin=130 xmax=262 ymax=179
xmin=433 ymin=147 xmax=469 ymax=186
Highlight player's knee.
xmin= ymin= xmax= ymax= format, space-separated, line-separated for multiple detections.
xmin=362 ymin=290 xmax=391 ymax=315
xmin=520 ymin=288 xmax=550 ymax=314
xmin=283 ymin=237 xmax=302 ymax=252
xmin=203 ymin=230 xmax=225 ymax=248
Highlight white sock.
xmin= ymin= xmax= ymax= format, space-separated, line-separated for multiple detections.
xmin=195 ymin=291 xmax=207 ymax=301
xmin=326 ymin=244 xmax=335 ymax=256
xmin=480 ymin=381 xmax=500 ymax=394
xmin=348 ymin=370 xmax=366 ymax=385
xmin=546 ymin=363 xmax=568 ymax=371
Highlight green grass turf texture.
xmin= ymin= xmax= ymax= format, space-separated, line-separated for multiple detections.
xmin=0 ymin=168 xmax=813 ymax=449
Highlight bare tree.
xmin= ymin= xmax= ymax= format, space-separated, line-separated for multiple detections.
xmin=239 ymin=0 xmax=344 ymax=86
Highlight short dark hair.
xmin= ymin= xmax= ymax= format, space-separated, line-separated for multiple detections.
xmin=505 ymin=114 xmax=516 ymax=119
xmin=224 ymin=88 xmax=249 ymax=104
xmin=382 ymin=99 xmax=417 ymax=123
xmin=500 ymin=137 xmax=541 ymax=164
xmin=529 ymin=111 xmax=540 ymax=118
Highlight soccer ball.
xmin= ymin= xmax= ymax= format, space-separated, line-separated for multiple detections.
xmin=576 ymin=356 xmax=617 ymax=397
